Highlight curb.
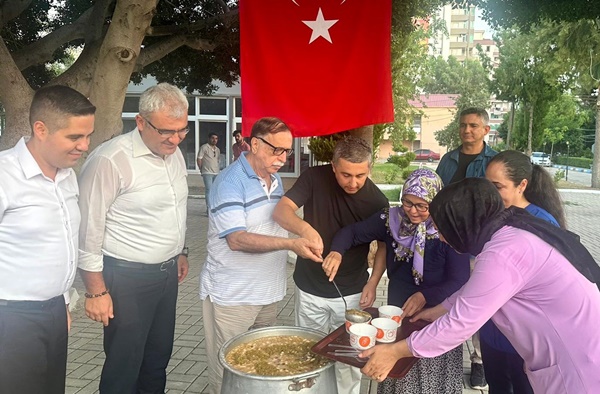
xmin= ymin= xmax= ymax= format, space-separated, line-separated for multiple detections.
xmin=558 ymin=189 xmax=600 ymax=194
xmin=553 ymin=164 xmax=592 ymax=174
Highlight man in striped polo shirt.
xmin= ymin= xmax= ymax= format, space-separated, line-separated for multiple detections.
xmin=199 ymin=117 xmax=322 ymax=394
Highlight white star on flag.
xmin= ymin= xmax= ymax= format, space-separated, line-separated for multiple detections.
xmin=302 ymin=8 xmax=339 ymax=44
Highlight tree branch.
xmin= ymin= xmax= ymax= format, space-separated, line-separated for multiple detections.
xmin=216 ymin=0 xmax=229 ymax=14
xmin=134 ymin=34 xmax=215 ymax=72
xmin=85 ymin=0 xmax=114 ymax=43
xmin=0 ymin=0 xmax=32 ymax=29
xmin=12 ymin=7 xmax=93 ymax=70
xmin=146 ymin=8 xmax=238 ymax=37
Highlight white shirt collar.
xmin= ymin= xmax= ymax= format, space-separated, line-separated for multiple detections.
xmin=15 ymin=136 xmax=73 ymax=182
xmin=131 ymin=128 xmax=156 ymax=158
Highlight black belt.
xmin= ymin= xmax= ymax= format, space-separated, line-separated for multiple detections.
xmin=103 ymin=255 xmax=178 ymax=272
xmin=0 ymin=294 xmax=64 ymax=310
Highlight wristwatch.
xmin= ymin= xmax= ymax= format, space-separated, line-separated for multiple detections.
xmin=181 ymin=246 xmax=189 ymax=257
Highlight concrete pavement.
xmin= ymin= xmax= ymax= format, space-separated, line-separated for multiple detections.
xmin=65 ymin=189 xmax=600 ymax=394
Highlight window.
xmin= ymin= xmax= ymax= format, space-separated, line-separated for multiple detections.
xmin=123 ymin=96 xmax=140 ymax=113
xmin=199 ymin=98 xmax=226 ymax=115
xmin=412 ymin=115 xmax=422 ymax=134
xmin=187 ymin=97 xmax=196 ymax=115
xmin=234 ymin=98 xmax=242 ymax=118
xmin=179 ymin=121 xmax=197 ymax=170
xmin=122 ymin=119 xmax=137 ymax=134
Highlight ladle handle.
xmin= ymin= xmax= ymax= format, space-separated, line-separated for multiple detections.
xmin=331 ymin=280 xmax=348 ymax=310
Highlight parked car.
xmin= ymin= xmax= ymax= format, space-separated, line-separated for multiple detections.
xmin=530 ymin=151 xmax=552 ymax=167
xmin=414 ymin=149 xmax=441 ymax=162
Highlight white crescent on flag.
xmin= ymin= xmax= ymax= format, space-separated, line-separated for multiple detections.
xmin=291 ymin=0 xmax=348 ymax=5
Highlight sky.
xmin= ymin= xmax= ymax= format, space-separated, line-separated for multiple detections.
xmin=475 ymin=8 xmax=495 ymax=39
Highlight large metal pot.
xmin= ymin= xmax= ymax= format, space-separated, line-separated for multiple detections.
xmin=219 ymin=326 xmax=336 ymax=394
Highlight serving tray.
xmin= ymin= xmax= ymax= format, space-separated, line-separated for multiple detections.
xmin=310 ymin=307 xmax=429 ymax=379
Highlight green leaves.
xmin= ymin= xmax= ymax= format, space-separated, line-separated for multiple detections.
xmin=419 ymin=56 xmax=491 ymax=148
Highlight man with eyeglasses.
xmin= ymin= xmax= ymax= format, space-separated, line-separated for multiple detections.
xmin=273 ymin=136 xmax=388 ymax=394
xmin=199 ymin=117 xmax=322 ymax=394
xmin=77 ymin=83 xmax=190 ymax=393
xmin=197 ymin=132 xmax=221 ymax=216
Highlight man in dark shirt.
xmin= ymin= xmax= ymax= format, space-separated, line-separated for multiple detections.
xmin=436 ymin=107 xmax=498 ymax=185
xmin=231 ymin=129 xmax=250 ymax=161
xmin=436 ymin=107 xmax=498 ymax=390
xmin=273 ymin=136 xmax=388 ymax=394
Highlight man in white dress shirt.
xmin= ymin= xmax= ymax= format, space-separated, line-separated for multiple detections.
xmin=78 ymin=83 xmax=189 ymax=393
xmin=0 ymin=85 xmax=95 ymax=394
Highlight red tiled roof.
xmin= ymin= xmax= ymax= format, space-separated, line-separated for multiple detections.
xmin=409 ymin=94 xmax=458 ymax=108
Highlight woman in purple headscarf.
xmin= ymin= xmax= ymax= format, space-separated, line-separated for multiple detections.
xmin=325 ymin=168 xmax=470 ymax=394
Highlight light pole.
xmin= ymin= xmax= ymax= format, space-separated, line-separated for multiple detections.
xmin=566 ymin=141 xmax=570 ymax=182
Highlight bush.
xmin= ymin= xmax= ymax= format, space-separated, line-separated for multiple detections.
xmin=553 ymin=169 xmax=565 ymax=184
xmin=384 ymin=167 xmax=400 ymax=184
xmin=553 ymin=156 xmax=592 ymax=168
xmin=381 ymin=188 xmax=401 ymax=201
xmin=401 ymin=168 xmax=413 ymax=180
xmin=386 ymin=153 xmax=414 ymax=167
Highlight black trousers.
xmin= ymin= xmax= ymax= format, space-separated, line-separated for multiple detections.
xmin=481 ymin=339 xmax=534 ymax=394
xmin=0 ymin=295 xmax=67 ymax=394
xmin=99 ymin=259 xmax=179 ymax=394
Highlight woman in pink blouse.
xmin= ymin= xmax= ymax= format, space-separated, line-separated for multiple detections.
xmin=360 ymin=178 xmax=600 ymax=394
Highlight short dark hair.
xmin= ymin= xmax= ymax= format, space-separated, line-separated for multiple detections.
xmin=208 ymin=132 xmax=218 ymax=139
xmin=29 ymin=85 xmax=96 ymax=132
xmin=459 ymin=107 xmax=489 ymax=126
xmin=233 ymin=129 xmax=242 ymax=137
xmin=332 ymin=135 xmax=372 ymax=165
xmin=250 ymin=117 xmax=290 ymax=138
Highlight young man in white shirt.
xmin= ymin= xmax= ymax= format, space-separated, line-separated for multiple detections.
xmin=78 ymin=83 xmax=189 ymax=393
xmin=0 ymin=85 xmax=95 ymax=394
xmin=197 ymin=132 xmax=220 ymax=215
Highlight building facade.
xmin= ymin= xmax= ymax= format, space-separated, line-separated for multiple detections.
xmin=124 ymin=78 xmax=309 ymax=177
xmin=378 ymin=94 xmax=457 ymax=159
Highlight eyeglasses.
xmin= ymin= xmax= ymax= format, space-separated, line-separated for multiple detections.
xmin=401 ymin=198 xmax=429 ymax=212
xmin=143 ymin=117 xmax=189 ymax=138
xmin=256 ymin=136 xmax=294 ymax=156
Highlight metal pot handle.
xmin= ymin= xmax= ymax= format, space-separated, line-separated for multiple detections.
xmin=288 ymin=373 xmax=319 ymax=391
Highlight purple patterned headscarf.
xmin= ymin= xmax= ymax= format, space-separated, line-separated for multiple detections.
xmin=388 ymin=168 xmax=444 ymax=285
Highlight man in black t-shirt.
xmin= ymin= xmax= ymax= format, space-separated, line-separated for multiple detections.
xmin=273 ymin=136 xmax=388 ymax=394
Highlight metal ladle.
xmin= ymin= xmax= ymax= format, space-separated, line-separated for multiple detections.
xmin=331 ymin=279 xmax=348 ymax=311
xmin=332 ymin=280 xmax=371 ymax=323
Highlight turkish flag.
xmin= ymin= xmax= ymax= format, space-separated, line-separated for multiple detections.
xmin=240 ymin=0 xmax=393 ymax=137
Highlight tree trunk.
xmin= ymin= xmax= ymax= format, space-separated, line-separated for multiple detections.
xmin=0 ymin=38 xmax=34 ymax=150
xmin=507 ymin=100 xmax=515 ymax=149
xmin=592 ymin=84 xmax=600 ymax=188
xmin=87 ymin=0 xmax=159 ymax=151
xmin=348 ymin=125 xmax=374 ymax=149
xmin=527 ymin=103 xmax=534 ymax=156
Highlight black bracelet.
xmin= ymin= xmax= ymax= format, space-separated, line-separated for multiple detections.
xmin=85 ymin=289 xmax=109 ymax=299
xmin=181 ymin=246 xmax=189 ymax=257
